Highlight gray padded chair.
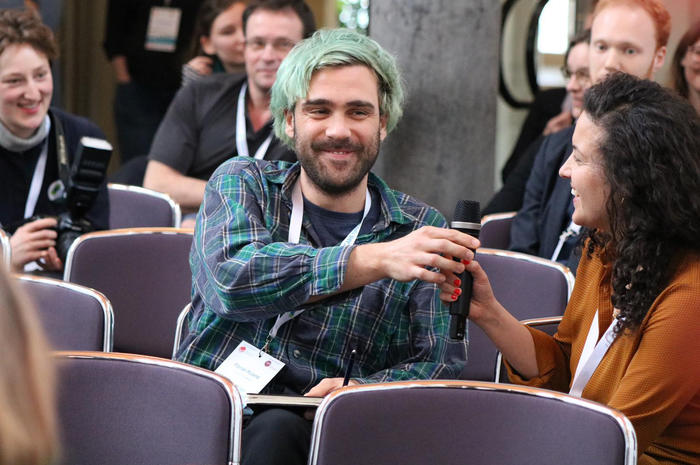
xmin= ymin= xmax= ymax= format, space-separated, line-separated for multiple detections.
xmin=64 ymin=228 xmax=193 ymax=358
xmin=309 ymin=380 xmax=637 ymax=465
xmin=107 ymin=183 xmax=182 ymax=228
xmin=460 ymin=248 xmax=575 ymax=381
xmin=15 ymin=275 xmax=113 ymax=351
xmin=0 ymin=228 xmax=11 ymax=269
xmin=54 ymin=351 xmax=243 ymax=465
xmin=479 ymin=211 xmax=516 ymax=249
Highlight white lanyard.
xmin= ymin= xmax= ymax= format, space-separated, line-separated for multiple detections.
xmin=551 ymin=220 xmax=581 ymax=261
xmin=569 ymin=309 xmax=618 ymax=397
xmin=24 ymin=140 xmax=49 ymax=219
xmin=266 ymin=179 xmax=372 ymax=342
xmin=236 ymin=82 xmax=272 ymax=160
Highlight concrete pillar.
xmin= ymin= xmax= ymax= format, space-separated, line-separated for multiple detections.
xmin=370 ymin=0 xmax=500 ymax=219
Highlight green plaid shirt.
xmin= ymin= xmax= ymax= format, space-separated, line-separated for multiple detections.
xmin=177 ymin=158 xmax=467 ymax=394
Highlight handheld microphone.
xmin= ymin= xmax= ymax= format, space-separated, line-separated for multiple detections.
xmin=449 ymin=200 xmax=481 ymax=340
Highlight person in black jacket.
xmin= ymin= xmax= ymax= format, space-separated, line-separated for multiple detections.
xmin=0 ymin=9 xmax=108 ymax=273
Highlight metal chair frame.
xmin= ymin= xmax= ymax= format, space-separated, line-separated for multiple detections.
xmin=0 ymin=228 xmax=11 ymax=269
xmin=172 ymin=302 xmax=192 ymax=359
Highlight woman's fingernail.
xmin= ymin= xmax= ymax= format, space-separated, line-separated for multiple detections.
xmin=451 ymin=293 xmax=459 ymax=300
xmin=462 ymin=259 xmax=471 ymax=265
xmin=454 ymin=288 xmax=462 ymax=296
xmin=454 ymin=278 xmax=461 ymax=286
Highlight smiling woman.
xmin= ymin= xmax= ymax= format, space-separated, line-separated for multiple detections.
xmin=0 ymin=9 xmax=109 ymax=274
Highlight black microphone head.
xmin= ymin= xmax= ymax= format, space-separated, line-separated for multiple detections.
xmin=453 ymin=200 xmax=481 ymax=223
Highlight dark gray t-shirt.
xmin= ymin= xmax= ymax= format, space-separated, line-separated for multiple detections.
xmin=148 ymin=73 xmax=296 ymax=181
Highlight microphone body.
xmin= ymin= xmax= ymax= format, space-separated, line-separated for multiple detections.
xmin=449 ymin=200 xmax=481 ymax=340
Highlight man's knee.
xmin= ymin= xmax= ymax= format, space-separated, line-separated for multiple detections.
xmin=242 ymin=408 xmax=312 ymax=465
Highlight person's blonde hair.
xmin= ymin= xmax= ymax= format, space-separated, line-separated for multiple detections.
xmin=0 ymin=271 xmax=58 ymax=465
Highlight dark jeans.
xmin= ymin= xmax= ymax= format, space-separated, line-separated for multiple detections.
xmin=113 ymin=82 xmax=175 ymax=164
xmin=242 ymin=408 xmax=313 ymax=465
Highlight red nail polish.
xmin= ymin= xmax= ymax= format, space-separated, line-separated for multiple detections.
xmin=454 ymin=288 xmax=462 ymax=296
xmin=451 ymin=293 xmax=458 ymax=300
xmin=462 ymin=259 xmax=471 ymax=266
xmin=454 ymin=279 xmax=461 ymax=287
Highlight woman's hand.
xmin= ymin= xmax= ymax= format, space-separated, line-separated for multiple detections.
xmin=10 ymin=217 xmax=63 ymax=271
xmin=185 ymin=56 xmax=214 ymax=76
xmin=438 ymin=258 xmax=499 ymax=325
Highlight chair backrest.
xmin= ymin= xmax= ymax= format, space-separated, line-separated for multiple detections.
xmin=461 ymin=248 xmax=575 ymax=381
xmin=172 ymin=302 xmax=192 ymax=359
xmin=495 ymin=316 xmax=563 ymax=382
xmin=0 ymin=228 xmax=11 ymax=269
xmin=107 ymin=183 xmax=182 ymax=228
xmin=15 ymin=275 xmax=113 ymax=351
xmin=64 ymin=228 xmax=193 ymax=358
xmin=54 ymin=351 xmax=243 ymax=465
xmin=309 ymin=380 xmax=636 ymax=465
xmin=479 ymin=211 xmax=516 ymax=249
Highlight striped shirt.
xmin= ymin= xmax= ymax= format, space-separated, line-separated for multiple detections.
xmin=177 ymin=157 xmax=468 ymax=394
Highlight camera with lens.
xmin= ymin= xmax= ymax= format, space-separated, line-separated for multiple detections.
xmin=54 ymin=136 xmax=112 ymax=261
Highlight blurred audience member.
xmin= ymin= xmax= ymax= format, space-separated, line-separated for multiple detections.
xmin=102 ymin=0 xmax=200 ymax=163
xmin=508 ymin=0 xmax=670 ymax=272
xmin=143 ymin=0 xmax=315 ymax=224
xmin=0 ymin=267 xmax=57 ymax=465
xmin=483 ymin=30 xmax=590 ymax=216
xmin=182 ymin=0 xmax=248 ymax=87
xmin=672 ymin=20 xmax=700 ymax=114
xmin=0 ymin=9 xmax=108 ymax=273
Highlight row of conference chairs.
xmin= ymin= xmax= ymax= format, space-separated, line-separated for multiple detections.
xmin=53 ymin=351 xmax=637 ymax=465
xmin=15 ymin=239 xmax=573 ymax=383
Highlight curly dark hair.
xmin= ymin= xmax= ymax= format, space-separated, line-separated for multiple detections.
xmin=582 ymin=73 xmax=700 ymax=333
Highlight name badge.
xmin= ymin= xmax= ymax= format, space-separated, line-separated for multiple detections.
xmin=215 ymin=340 xmax=285 ymax=394
xmin=145 ymin=7 xmax=181 ymax=52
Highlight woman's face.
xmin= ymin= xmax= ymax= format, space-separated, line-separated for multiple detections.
xmin=0 ymin=43 xmax=52 ymax=139
xmin=559 ymin=112 xmax=611 ymax=232
xmin=201 ymin=2 xmax=247 ymax=72
xmin=681 ymin=39 xmax=700 ymax=95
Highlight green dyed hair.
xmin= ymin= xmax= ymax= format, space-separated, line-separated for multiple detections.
xmin=270 ymin=28 xmax=404 ymax=147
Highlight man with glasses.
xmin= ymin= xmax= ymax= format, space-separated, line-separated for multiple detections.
xmin=144 ymin=0 xmax=315 ymax=224
xmin=509 ymin=0 xmax=670 ymax=272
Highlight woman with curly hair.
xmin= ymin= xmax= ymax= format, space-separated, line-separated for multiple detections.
xmin=442 ymin=73 xmax=700 ymax=464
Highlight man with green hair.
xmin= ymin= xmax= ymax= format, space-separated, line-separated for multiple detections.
xmin=177 ymin=28 xmax=474 ymax=465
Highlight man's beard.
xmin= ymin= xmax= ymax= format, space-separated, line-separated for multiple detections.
xmin=294 ymin=125 xmax=381 ymax=197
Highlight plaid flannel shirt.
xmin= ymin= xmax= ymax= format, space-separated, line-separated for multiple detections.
xmin=177 ymin=158 xmax=467 ymax=394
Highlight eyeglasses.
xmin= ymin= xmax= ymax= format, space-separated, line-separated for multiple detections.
xmin=561 ymin=66 xmax=590 ymax=83
xmin=245 ymin=38 xmax=296 ymax=53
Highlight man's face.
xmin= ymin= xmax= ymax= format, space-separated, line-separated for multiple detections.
xmin=244 ymin=8 xmax=304 ymax=95
xmin=589 ymin=4 xmax=666 ymax=83
xmin=285 ymin=65 xmax=387 ymax=197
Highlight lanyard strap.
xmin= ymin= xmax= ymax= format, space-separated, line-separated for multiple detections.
xmin=266 ymin=179 xmax=372 ymax=342
xmin=569 ymin=309 xmax=618 ymax=397
xmin=236 ymin=82 xmax=273 ymax=160
xmin=551 ymin=220 xmax=581 ymax=261
xmin=24 ymin=140 xmax=49 ymax=219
